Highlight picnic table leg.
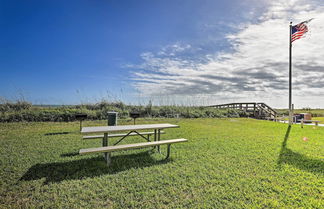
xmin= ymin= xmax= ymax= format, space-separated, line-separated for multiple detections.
xmin=153 ymin=129 xmax=157 ymax=150
xmin=165 ymin=144 xmax=171 ymax=159
xmin=102 ymin=133 xmax=111 ymax=165
xmin=157 ymin=129 xmax=161 ymax=153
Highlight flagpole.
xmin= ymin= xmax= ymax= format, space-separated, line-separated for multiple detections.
xmin=289 ymin=22 xmax=292 ymax=125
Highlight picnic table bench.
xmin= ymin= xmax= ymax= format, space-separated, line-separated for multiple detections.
xmin=301 ymin=119 xmax=320 ymax=128
xmin=80 ymin=138 xmax=187 ymax=162
xmin=80 ymin=123 xmax=188 ymax=166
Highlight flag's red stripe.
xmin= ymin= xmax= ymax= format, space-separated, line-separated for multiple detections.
xmin=291 ymin=21 xmax=310 ymax=43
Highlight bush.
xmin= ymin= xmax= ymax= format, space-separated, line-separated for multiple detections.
xmin=0 ymin=101 xmax=32 ymax=112
xmin=0 ymin=101 xmax=245 ymax=122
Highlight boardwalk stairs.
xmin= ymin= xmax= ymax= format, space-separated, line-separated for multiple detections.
xmin=207 ymin=102 xmax=277 ymax=120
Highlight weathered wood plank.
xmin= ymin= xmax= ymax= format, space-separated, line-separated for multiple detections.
xmin=81 ymin=123 xmax=179 ymax=134
xmin=83 ymin=131 xmax=165 ymax=139
xmin=79 ymin=138 xmax=188 ymax=154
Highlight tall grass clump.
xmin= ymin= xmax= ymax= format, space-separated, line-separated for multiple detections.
xmin=0 ymin=99 xmax=245 ymax=122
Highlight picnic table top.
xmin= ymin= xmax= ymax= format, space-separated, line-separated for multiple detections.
xmin=81 ymin=123 xmax=179 ymax=134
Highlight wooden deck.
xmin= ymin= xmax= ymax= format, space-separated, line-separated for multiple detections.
xmin=206 ymin=102 xmax=277 ymax=119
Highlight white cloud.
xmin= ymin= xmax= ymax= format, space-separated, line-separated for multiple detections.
xmin=130 ymin=0 xmax=324 ymax=108
xmin=157 ymin=43 xmax=192 ymax=56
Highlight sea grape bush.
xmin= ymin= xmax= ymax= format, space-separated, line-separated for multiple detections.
xmin=0 ymin=101 xmax=244 ymax=122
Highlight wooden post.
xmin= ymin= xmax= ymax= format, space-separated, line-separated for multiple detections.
xmin=253 ymin=103 xmax=256 ymax=117
xmin=301 ymin=119 xmax=304 ymax=128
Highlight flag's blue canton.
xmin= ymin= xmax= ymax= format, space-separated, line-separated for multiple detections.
xmin=291 ymin=26 xmax=299 ymax=34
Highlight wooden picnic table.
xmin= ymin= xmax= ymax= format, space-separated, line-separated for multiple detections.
xmin=81 ymin=123 xmax=179 ymax=149
xmin=81 ymin=123 xmax=184 ymax=165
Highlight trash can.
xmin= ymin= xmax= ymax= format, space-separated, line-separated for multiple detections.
xmin=107 ymin=112 xmax=118 ymax=126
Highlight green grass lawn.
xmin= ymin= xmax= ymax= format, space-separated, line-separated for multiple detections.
xmin=313 ymin=117 xmax=324 ymax=123
xmin=0 ymin=118 xmax=323 ymax=208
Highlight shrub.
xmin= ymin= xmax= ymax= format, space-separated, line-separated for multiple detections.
xmin=0 ymin=101 xmax=247 ymax=122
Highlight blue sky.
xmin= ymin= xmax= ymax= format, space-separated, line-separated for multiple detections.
xmin=1 ymin=0 xmax=324 ymax=107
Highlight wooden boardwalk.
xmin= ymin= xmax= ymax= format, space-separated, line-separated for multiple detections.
xmin=207 ymin=102 xmax=277 ymax=119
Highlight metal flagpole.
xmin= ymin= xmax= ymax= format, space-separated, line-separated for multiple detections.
xmin=289 ymin=22 xmax=292 ymax=125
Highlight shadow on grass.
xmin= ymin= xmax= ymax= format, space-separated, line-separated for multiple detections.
xmin=44 ymin=132 xmax=71 ymax=136
xmin=278 ymin=125 xmax=324 ymax=175
xmin=20 ymin=151 xmax=169 ymax=184
xmin=60 ymin=152 xmax=80 ymax=157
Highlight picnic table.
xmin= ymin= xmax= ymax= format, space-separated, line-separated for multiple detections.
xmin=80 ymin=123 xmax=187 ymax=166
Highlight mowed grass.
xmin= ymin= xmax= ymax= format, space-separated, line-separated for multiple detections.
xmin=0 ymin=118 xmax=323 ymax=208
xmin=313 ymin=117 xmax=324 ymax=123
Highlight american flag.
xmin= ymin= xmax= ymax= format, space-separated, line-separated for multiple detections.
xmin=291 ymin=19 xmax=313 ymax=42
